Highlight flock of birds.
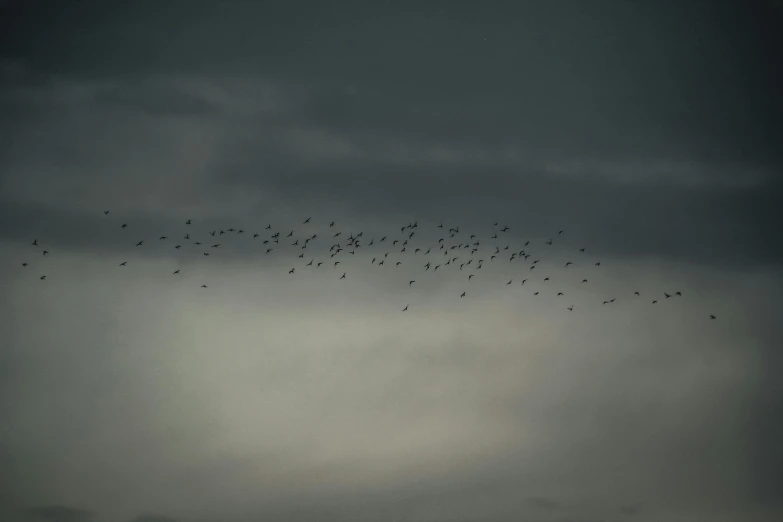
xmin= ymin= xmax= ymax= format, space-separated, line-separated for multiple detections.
xmin=18 ymin=210 xmax=717 ymax=320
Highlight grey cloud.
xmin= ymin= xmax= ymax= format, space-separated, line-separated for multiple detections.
xmin=1 ymin=3 xmax=782 ymax=522
xmin=24 ymin=506 xmax=92 ymax=522
xmin=528 ymin=497 xmax=560 ymax=510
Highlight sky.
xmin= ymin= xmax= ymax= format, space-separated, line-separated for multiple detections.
xmin=1 ymin=1 xmax=782 ymax=522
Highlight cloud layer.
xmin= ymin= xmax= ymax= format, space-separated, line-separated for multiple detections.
xmin=1 ymin=2 xmax=781 ymax=522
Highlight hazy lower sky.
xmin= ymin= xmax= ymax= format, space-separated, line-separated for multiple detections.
xmin=1 ymin=2 xmax=781 ymax=522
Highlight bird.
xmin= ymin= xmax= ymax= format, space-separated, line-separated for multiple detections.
xmin=634 ymin=291 xmax=640 ymax=296
xmin=173 ymin=270 xmax=180 ymax=274
xmin=582 ymin=279 xmax=588 ymax=283
xmin=136 ymin=241 xmax=144 ymax=246
xmin=557 ymin=292 xmax=564 ymax=296
xmin=40 ymin=275 xmax=46 ymax=280
xmin=42 ymin=250 xmax=48 ymax=256
xmin=567 ymin=305 xmax=573 ymax=311
xmin=402 ymin=305 xmax=408 ymax=311
xmin=652 ymin=300 xmax=658 ymax=304
xmin=121 ymin=223 xmax=127 ymax=228
xmin=595 ymin=262 xmax=601 ymax=266
xmin=186 ymin=219 xmax=191 ymax=225
xmin=103 ymin=210 xmax=110 ymax=215
xmin=579 ymin=248 xmax=585 ymax=252
xmin=340 ymin=272 xmax=346 ymax=279
xmin=409 ymin=280 xmax=415 ymax=286
xmin=289 ymin=268 xmax=295 ymax=274
xmin=565 ymin=261 xmax=572 ymax=267
xmin=119 ymin=261 xmax=127 ymax=266
xmin=460 ymin=292 xmax=466 ymax=298
xmin=304 ymin=217 xmax=311 ymax=223
xmin=675 ymin=291 xmax=682 ymax=296
xmin=506 ymin=280 xmax=512 ymax=285
xmin=710 ymin=314 xmax=716 ymax=320
xmin=32 ymin=239 xmax=37 ymax=246
xmin=664 ymin=293 xmax=671 ymax=299
xmin=21 ymin=262 xmax=27 ymax=267
xmin=201 ymin=284 xmax=207 ymax=288
xmin=159 ymin=236 xmax=167 ymax=240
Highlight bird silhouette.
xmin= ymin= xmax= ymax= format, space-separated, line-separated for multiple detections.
xmin=136 ymin=241 xmax=143 ymax=246
xmin=40 ymin=275 xmax=46 ymax=280
xmin=402 ymin=305 xmax=408 ymax=311
xmin=289 ymin=268 xmax=295 ymax=274
xmin=340 ymin=272 xmax=346 ymax=279
xmin=119 ymin=261 xmax=127 ymax=266
xmin=103 ymin=210 xmax=110 ymax=215
xmin=710 ymin=314 xmax=716 ymax=320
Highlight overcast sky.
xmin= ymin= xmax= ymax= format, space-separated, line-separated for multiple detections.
xmin=1 ymin=2 xmax=782 ymax=522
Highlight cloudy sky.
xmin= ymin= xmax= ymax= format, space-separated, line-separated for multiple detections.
xmin=1 ymin=2 xmax=782 ymax=522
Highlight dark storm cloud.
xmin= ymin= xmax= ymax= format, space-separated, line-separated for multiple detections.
xmin=91 ymin=81 xmax=219 ymax=118
xmin=2 ymin=1 xmax=781 ymax=164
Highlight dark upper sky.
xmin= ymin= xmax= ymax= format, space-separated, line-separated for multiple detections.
xmin=1 ymin=2 xmax=782 ymax=522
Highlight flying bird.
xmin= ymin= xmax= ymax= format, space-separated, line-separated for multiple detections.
xmin=340 ymin=272 xmax=346 ymax=279
xmin=103 ymin=210 xmax=110 ymax=215
xmin=402 ymin=305 xmax=408 ymax=311
xmin=119 ymin=261 xmax=127 ymax=266
xmin=304 ymin=217 xmax=311 ymax=223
